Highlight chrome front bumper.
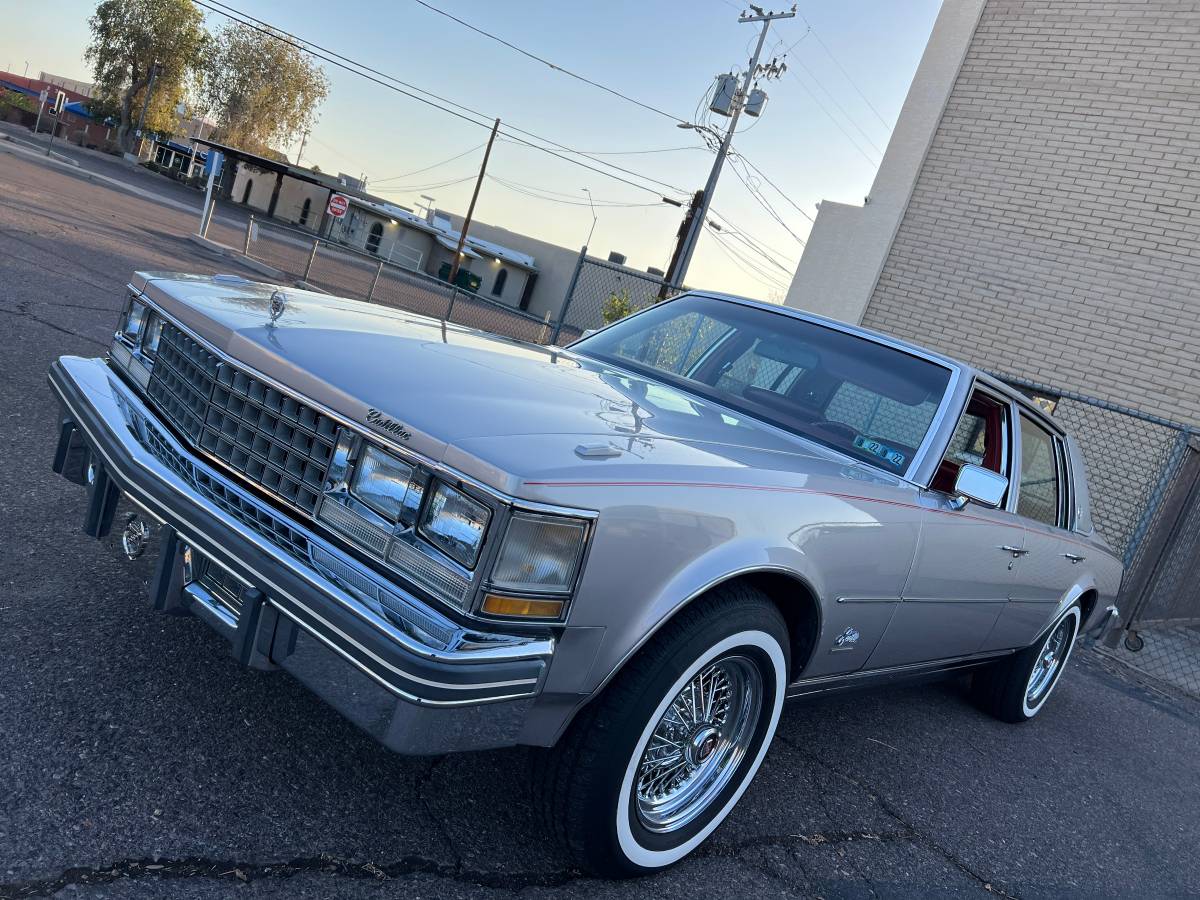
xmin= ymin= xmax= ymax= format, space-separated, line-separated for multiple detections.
xmin=49 ymin=355 xmax=556 ymax=754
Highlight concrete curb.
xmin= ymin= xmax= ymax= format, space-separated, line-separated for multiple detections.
xmin=0 ymin=134 xmax=78 ymax=166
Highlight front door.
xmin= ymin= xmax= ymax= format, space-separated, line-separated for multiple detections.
xmin=867 ymin=387 xmax=1022 ymax=669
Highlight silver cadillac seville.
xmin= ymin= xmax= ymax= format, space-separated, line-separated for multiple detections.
xmin=49 ymin=273 xmax=1122 ymax=876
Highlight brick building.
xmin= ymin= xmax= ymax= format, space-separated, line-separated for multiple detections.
xmin=785 ymin=0 xmax=1200 ymax=428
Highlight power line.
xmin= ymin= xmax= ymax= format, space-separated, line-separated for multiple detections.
xmin=372 ymin=174 xmax=477 ymax=194
xmin=192 ymin=0 xmax=693 ymax=201
xmin=798 ymin=16 xmax=892 ymax=129
xmin=489 ymin=176 xmax=668 ymax=208
xmin=411 ymin=0 xmax=688 ymax=125
xmin=706 ymin=226 xmax=790 ymax=292
xmin=372 ymin=143 xmax=485 ymax=184
xmin=726 ymin=158 xmax=806 ymax=245
xmin=787 ymin=67 xmax=880 ymax=166
xmin=731 ymin=150 xmax=815 ymax=223
xmin=790 ymin=54 xmax=886 ymax=155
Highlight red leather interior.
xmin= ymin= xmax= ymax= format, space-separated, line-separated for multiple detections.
xmin=930 ymin=394 xmax=1006 ymax=494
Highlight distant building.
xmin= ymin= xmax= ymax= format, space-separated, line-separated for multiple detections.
xmin=0 ymin=71 xmax=107 ymax=146
xmin=38 ymin=72 xmax=94 ymax=99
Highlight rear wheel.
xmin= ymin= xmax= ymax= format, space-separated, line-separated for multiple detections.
xmin=972 ymin=605 xmax=1080 ymax=723
xmin=534 ymin=584 xmax=788 ymax=877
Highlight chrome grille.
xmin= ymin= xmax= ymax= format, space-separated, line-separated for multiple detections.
xmin=147 ymin=324 xmax=339 ymax=516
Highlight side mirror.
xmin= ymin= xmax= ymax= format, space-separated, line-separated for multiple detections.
xmin=953 ymin=464 xmax=1008 ymax=509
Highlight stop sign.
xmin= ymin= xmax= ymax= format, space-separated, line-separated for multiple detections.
xmin=327 ymin=193 xmax=349 ymax=218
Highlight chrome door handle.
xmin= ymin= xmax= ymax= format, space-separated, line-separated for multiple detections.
xmin=1063 ymin=553 xmax=1086 ymax=564
xmin=1001 ymin=545 xmax=1029 ymax=557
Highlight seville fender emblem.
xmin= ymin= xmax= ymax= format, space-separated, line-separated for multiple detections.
xmin=833 ymin=626 xmax=861 ymax=650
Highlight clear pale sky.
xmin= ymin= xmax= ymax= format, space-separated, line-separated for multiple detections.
xmin=0 ymin=0 xmax=941 ymax=298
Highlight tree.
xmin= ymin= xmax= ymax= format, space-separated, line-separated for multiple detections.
xmin=0 ymin=90 xmax=36 ymax=118
xmin=196 ymin=23 xmax=328 ymax=157
xmin=601 ymin=289 xmax=635 ymax=324
xmin=85 ymin=0 xmax=207 ymax=151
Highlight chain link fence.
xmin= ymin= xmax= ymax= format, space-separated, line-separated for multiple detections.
xmin=551 ymin=253 xmax=682 ymax=345
xmin=995 ymin=373 xmax=1200 ymax=698
xmin=239 ymin=218 xmax=559 ymax=345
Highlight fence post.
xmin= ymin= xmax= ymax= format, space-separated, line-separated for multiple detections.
xmin=303 ymin=238 xmax=320 ymax=282
xmin=445 ymin=287 xmax=458 ymax=323
xmin=243 ymin=214 xmax=254 ymax=256
xmin=537 ymin=311 xmax=552 ymax=344
xmin=367 ymin=260 xmax=385 ymax=303
xmin=549 ymin=245 xmax=587 ymax=345
xmin=1122 ymin=430 xmax=1192 ymax=569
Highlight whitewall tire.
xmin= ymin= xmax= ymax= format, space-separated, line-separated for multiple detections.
xmin=533 ymin=584 xmax=789 ymax=877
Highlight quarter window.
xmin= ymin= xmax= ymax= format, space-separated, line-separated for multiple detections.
xmin=1017 ymin=415 xmax=1062 ymax=527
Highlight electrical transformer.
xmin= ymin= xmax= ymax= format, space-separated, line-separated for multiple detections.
xmin=744 ymin=88 xmax=768 ymax=118
xmin=709 ymin=73 xmax=739 ymax=116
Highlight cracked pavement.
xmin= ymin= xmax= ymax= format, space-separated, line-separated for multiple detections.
xmin=3 ymin=152 xmax=1199 ymax=899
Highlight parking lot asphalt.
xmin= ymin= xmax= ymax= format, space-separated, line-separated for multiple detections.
xmin=2 ymin=151 xmax=1199 ymax=899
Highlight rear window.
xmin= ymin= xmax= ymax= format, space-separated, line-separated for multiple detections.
xmin=572 ymin=295 xmax=953 ymax=474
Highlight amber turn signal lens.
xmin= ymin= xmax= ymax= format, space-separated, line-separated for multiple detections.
xmin=481 ymin=593 xmax=565 ymax=618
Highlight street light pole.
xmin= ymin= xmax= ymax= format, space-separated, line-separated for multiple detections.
xmin=668 ymin=5 xmax=795 ymax=288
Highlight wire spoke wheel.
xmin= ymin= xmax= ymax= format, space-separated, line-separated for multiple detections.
xmin=1026 ymin=616 xmax=1072 ymax=707
xmin=634 ymin=655 xmax=763 ymax=833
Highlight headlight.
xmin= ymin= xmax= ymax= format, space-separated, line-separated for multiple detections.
xmin=489 ymin=512 xmax=587 ymax=594
xmin=351 ymin=444 xmax=415 ymax=522
xmin=121 ymin=299 xmax=148 ymax=341
xmin=418 ymin=481 xmax=490 ymax=569
xmin=142 ymin=312 xmax=165 ymax=357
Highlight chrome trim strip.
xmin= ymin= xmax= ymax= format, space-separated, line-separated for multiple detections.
xmin=835 ymin=595 xmax=900 ymax=604
xmin=268 ymin=601 xmax=538 ymax=707
xmin=267 ymin=593 xmax=537 ymax=692
xmin=786 ymin=648 xmax=1014 ymax=695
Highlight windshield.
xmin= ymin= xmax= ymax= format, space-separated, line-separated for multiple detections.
xmin=570 ymin=295 xmax=953 ymax=475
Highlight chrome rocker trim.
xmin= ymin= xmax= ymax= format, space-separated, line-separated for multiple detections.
xmin=49 ymin=355 xmax=553 ymax=709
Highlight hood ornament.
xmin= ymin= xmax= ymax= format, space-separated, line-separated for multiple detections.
xmin=269 ymin=290 xmax=287 ymax=323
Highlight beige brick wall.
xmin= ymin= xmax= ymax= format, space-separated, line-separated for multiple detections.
xmin=860 ymin=0 xmax=1200 ymax=427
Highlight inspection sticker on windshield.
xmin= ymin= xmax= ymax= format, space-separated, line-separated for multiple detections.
xmin=854 ymin=435 xmax=906 ymax=468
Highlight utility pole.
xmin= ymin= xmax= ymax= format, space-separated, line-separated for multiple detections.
xmin=660 ymin=190 xmax=704 ymax=297
xmin=668 ymin=4 xmax=795 ymax=288
xmin=296 ymin=129 xmax=309 ymax=167
xmin=133 ymin=61 xmax=163 ymax=157
xmin=447 ymin=117 xmax=500 ymax=287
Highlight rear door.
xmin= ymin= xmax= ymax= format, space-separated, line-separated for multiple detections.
xmin=983 ymin=412 xmax=1081 ymax=650
xmin=866 ymin=387 xmax=1023 ymax=669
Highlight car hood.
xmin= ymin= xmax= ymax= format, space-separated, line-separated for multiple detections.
xmin=139 ymin=274 xmax=886 ymax=497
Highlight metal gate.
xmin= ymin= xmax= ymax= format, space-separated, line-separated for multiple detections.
xmin=1108 ymin=437 xmax=1200 ymax=696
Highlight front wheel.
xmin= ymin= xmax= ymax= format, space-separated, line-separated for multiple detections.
xmin=971 ymin=604 xmax=1081 ymax=723
xmin=534 ymin=585 xmax=788 ymax=877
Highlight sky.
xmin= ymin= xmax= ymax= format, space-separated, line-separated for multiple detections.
xmin=0 ymin=0 xmax=942 ymax=299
